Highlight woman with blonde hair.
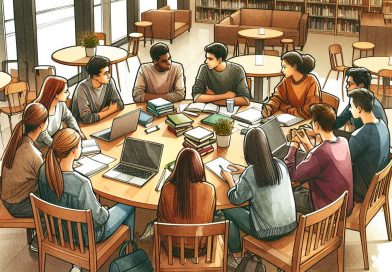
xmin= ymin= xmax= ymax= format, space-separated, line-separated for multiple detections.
xmin=34 ymin=75 xmax=82 ymax=149
xmin=37 ymin=128 xmax=135 ymax=244
xmin=1 ymin=103 xmax=48 ymax=217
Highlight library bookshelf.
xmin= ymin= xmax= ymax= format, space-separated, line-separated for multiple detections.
xmin=196 ymin=0 xmax=387 ymax=35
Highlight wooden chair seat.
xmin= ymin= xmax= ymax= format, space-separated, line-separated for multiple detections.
xmin=335 ymin=66 xmax=347 ymax=72
xmin=0 ymin=105 xmax=25 ymax=115
xmin=0 ymin=203 xmax=35 ymax=228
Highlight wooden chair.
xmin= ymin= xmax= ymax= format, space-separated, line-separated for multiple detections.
xmin=233 ymin=38 xmax=249 ymax=58
xmin=30 ymin=194 xmax=130 ymax=272
xmin=126 ymin=32 xmax=143 ymax=72
xmin=346 ymin=160 xmax=392 ymax=270
xmin=376 ymin=69 xmax=392 ymax=108
xmin=321 ymin=91 xmax=340 ymax=112
xmin=242 ymin=191 xmax=349 ymax=272
xmin=154 ymin=221 xmax=229 ymax=271
xmin=323 ymin=44 xmax=349 ymax=102
xmin=93 ymin=32 xmax=107 ymax=45
xmin=0 ymin=81 xmax=29 ymax=131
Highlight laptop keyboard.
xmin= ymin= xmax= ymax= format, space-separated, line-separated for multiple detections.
xmin=114 ymin=164 xmax=153 ymax=179
xmin=100 ymin=131 xmax=111 ymax=140
xmin=274 ymin=145 xmax=307 ymax=163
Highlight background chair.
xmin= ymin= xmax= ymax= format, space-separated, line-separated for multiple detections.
xmin=93 ymin=32 xmax=106 ymax=45
xmin=377 ymin=69 xmax=392 ymax=108
xmin=346 ymin=160 xmax=392 ymax=270
xmin=323 ymin=44 xmax=349 ymax=102
xmin=30 ymin=194 xmax=129 ymax=272
xmin=321 ymin=91 xmax=340 ymax=112
xmin=242 ymin=191 xmax=348 ymax=272
xmin=154 ymin=221 xmax=229 ymax=272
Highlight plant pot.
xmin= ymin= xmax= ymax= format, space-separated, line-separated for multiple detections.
xmin=216 ymin=135 xmax=231 ymax=148
xmin=85 ymin=47 xmax=96 ymax=57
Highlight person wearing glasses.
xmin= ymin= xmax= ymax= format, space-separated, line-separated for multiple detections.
xmin=333 ymin=67 xmax=388 ymax=131
xmin=71 ymin=55 xmax=124 ymax=124
xmin=35 ymin=75 xmax=82 ymax=150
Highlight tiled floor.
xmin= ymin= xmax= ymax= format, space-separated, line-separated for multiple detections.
xmin=1 ymin=23 xmax=392 ymax=271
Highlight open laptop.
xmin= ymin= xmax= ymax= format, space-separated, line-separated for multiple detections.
xmin=259 ymin=117 xmax=307 ymax=163
xmin=91 ymin=109 xmax=140 ymax=142
xmin=103 ymin=137 xmax=164 ymax=187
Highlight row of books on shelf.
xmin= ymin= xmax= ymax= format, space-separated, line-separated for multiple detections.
xmin=309 ymin=18 xmax=335 ymax=30
xmin=338 ymin=0 xmax=363 ymax=4
xmin=276 ymin=3 xmax=304 ymax=11
xmin=196 ymin=0 xmax=219 ymax=8
xmin=306 ymin=6 xmax=334 ymax=16
xmin=336 ymin=20 xmax=359 ymax=32
xmin=247 ymin=2 xmax=274 ymax=8
xmin=196 ymin=10 xmax=221 ymax=21
xmin=370 ymin=0 xmax=382 ymax=6
xmin=221 ymin=0 xmax=246 ymax=9
xmin=337 ymin=8 xmax=359 ymax=19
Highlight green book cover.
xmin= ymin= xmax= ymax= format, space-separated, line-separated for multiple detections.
xmin=201 ymin=113 xmax=233 ymax=126
xmin=167 ymin=113 xmax=194 ymax=127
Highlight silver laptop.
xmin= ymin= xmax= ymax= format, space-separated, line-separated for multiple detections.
xmin=259 ymin=117 xmax=307 ymax=162
xmin=103 ymin=137 xmax=164 ymax=187
xmin=91 ymin=109 xmax=140 ymax=142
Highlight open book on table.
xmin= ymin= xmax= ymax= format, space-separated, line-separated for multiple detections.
xmin=185 ymin=102 xmax=240 ymax=116
xmin=74 ymin=154 xmax=115 ymax=177
xmin=205 ymin=157 xmax=240 ymax=182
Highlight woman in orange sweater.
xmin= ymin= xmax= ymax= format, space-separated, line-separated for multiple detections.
xmin=262 ymin=51 xmax=321 ymax=119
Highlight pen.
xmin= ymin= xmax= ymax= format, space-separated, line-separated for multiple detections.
xmin=219 ymin=165 xmax=225 ymax=171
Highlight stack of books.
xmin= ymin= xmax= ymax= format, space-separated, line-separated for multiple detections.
xmin=166 ymin=113 xmax=194 ymax=136
xmin=183 ymin=126 xmax=215 ymax=156
xmin=147 ymin=98 xmax=175 ymax=117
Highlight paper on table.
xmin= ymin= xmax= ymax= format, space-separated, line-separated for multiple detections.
xmin=205 ymin=157 xmax=240 ymax=182
xmin=90 ymin=154 xmax=116 ymax=164
xmin=219 ymin=105 xmax=240 ymax=117
xmin=177 ymin=104 xmax=188 ymax=113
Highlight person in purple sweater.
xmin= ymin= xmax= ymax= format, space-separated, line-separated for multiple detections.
xmin=284 ymin=103 xmax=354 ymax=214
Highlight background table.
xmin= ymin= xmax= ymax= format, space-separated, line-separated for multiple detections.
xmin=0 ymin=72 xmax=12 ymax=89
xmin=51 ymin=45 xmax=128 ymax=87
xmin=229 ymin=55 xmax=282 ymax=101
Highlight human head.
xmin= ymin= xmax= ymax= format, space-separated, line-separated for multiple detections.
xmin=45 ymin=128 xmax=82 ymax=200
xmin=35 ymin=76 xmax=69 ymax=111
xmin=3 ymin=103 xmax=48 ymax=169
xmin=167 ymin=148 xmax=205 ymax=219
xmin=86 ymin=55 xmax=111 ymax=84
xmin=204 ymin=42 xmax=228 ymax=70
xmin=348 ymin=88 xmax=375 ymax=118
xmin=150 ymin=43 xmax=171 ymax=71
xmin=309 ymin=103 xmax=336 ymax=133
xmin=244 ymin=128 xmax=281 ymax=187
xmin=281 ymin=51 xmax=315 ymax=77
xmin=345 ymin=67 xmax=371 ymax=95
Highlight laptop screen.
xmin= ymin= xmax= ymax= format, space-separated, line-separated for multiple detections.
xmin=121 ymin=138 xmax=163 ymax=171
xmin=259 ymin=118 xmax=286 ymax=152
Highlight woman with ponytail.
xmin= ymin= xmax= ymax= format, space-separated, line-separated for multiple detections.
xmin=1 ymin=103 xmax=48 ymax=217
xmin=37 ymin=128 xmax=135 ymax=243
xmin=262 ymin=51 xmax=321 ymax=119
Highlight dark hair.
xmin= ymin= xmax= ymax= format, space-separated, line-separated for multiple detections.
xmin=345 ymin=67 xmax=372 ymax=90
xmin=310 ymin=104 xmax=336 ymax=132
xmin=3 ymin=103 xmax=48 ymax=169
xmin=281 ymin=51 xmax=315 ymax=75
xmin=348 ymin=88 xmax=375 ymax=113
xmin=244 ymin=128 xmax=281 ymax=187
xmin=204 ymin=42 xmax=228 ymax=61
xmin=86 ymin=55 xmax=110 ymax=77
xmin=167 ymin=148 xmax=205 ymax=219
xmin=150 ymin=43 xmax=170 ymax=61
xmin=35 ymin=75 xmax=67 ymax=111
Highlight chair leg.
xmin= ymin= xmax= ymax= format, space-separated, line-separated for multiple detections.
xmin=359 ymin=227 xmax=369 ymax=270
xmin=337 ymin=241 xmax=345 ymax=272
xmin=39 ymin=251 xmax=46 ymax=272
xmin=377 ymin=76 xmax=381 ymax=96
xmin=336 ymin=71 xmax=340 ymax=81
xmin=384 ymin=203 xmax=392 ymax=241
xmin=126 ymin=58 xmax=130 ymax=73
xmin=7 ymin=115 xmax=12 ymax=132
xmin=322 ymin=69 xmax=333 ymax=90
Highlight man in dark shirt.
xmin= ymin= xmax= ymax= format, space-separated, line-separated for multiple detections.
xmin=348 ymin=88 xmax=390 ymax=202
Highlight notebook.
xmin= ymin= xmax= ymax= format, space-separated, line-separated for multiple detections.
xmin=231 ymin=108 xmax=263 ymax=125
xmin=74 ymin=157 xmax=108 ymax=177
xmin=275 ymin=114 xmax=305 ymax=127
xmin=81 ymin=139 xmax=100 ymax=155
xmin=185 ymin=102 xmax=240 ymax=116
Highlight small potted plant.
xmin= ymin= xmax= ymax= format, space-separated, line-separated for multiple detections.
xmin=79 ymin=32 xmax=99 ymax=57
xmin=213 ymin=118 xmax=233 ymax=148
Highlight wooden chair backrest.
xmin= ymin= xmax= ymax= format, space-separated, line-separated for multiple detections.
xmin=94 ymin=32 xmax=107 ymax=45
xmin=264 ymin=49 xmax=280 ymax=57
xmin=321 ymin=91 xmax=340 ymax=112
xmin=361 ymin=159 xmax=392 ymax=224
xmin=329 ymin=44 xmax=344 ymax=69
xmin=378 ymin=69 xmax=392 ymax=79
xmin=4 ymin=82 xmax=29 ymax=113
xmin=30 ymin=194 xmax=97 ymax=264
xmin=154 ymin=221 xmax=229 ymax=270
xmin=291 ymin=192 xmax=348 ymax=271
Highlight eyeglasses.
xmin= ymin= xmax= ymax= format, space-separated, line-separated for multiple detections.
xmin=346 ymin=81 xmax=356 ymax=88
xmin=100 ymin=71 xmax=110 ymax=76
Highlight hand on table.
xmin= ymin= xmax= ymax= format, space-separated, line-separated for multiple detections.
xmin=227 ymin=164 xmax=245 ymax=175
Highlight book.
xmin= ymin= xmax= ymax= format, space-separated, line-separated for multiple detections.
xmin=166 ymin=113 xmax=194 ymax=128
xmin=167 ymin=125 xmax=193 ymax=137
xmin=184 ymin=137 xmax=216 ymax=149
xmin=81 ymin=139 xmax=100 ymax=155
xmin=275 ymin=114 xmax=305 ymax=127
xmin=138 ymin=110 xmax=153 ymax=127
xmin=184 ymin=126 xmax=214 ymax=143
xmin=147 ymin=105 xmax=175 ymax=117
xmin=183 ymin=141 xmax=214 ymax=153
xmin=147 ymin=97 xmax=173 ymax=110
xmin=185 ymin=102 xmax=240 ymax=116
xmin=205 ymin=157 xmax=240 ymax=182
xmin=201 ymin=113 xmax=233 ymax=126
xmin=74 ymin=157 xmax=108 ymax=177
xmin=231 ymin=108 xmax=262 ymax=125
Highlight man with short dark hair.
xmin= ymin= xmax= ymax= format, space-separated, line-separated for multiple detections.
xmin=132 ymin=42 xmax=185 ymax=102
xmin=71 ymin=55 xmax=124 ymax=124
xmin=348 ymin=88 xmax=390 ymax=202
xmin=192 ymin=42 xmax=250 ymax=106
xmin=284 ymin=103 xmax=353 ymax=214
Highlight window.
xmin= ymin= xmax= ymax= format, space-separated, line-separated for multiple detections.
xmin=167 ymin=0 xmax=178 ymax=9
xmin=94 ymin=0 xmax=102 ymax=32
xmin=140 ymin=0 xmax=157 ymax=17
xmin=4 ymin=0 xmax=17 ymax=60
xmin=111 ymin=0 xmax=127 ymax=42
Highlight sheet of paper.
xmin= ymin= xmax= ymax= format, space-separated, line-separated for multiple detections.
xmin=205 ymin=157 xmax=240 ymax=182
xmin=219 ymin=106 xmax=240 ymax=117
xmin=177 ymin=104 xmax=188 ymax=113
xmin=90 ymin=154 xmax=116 ymax=164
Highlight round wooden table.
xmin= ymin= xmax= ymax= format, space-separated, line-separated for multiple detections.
xmin=51 ymin=45 xmax=128 ymax=87
xmin=353 ymin=56 xmax=390 ymax=75
xmin=0 ymin=72 xmax=12 ymax=89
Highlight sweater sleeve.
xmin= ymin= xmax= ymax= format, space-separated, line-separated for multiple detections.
xmin=132 ymin=66 xmax=147 ymax=103
xmin=234 ymin=65 xmax=251 ymax=99
xmin=75 ymin=85 xmax=100 ymax=124
xmin=349 ymin=134 xmax=365 ymax=162
xmin=166 ymin=64 xmax=186 ymax=102
xmin=60 ymin=103 xmax=81 ymax=133
xmin=192 ymin=65 xmax=208 ymax=100
xmin=36 ymin=130 xmax=53 ymax=147
xmin=284 ymin=146 xmax=321 ymax=183
xmin=79 ymin=180 xmax=109 ymax=226
xmin=227 ymin=169 xmax=254 ymax=205
xmin=108 ymin=79 xmax=124 ymax=110
xmin=333 ymin=104 xmax=352 ymax=130
xmin=262 ymin=80 xmax=287 ymax=117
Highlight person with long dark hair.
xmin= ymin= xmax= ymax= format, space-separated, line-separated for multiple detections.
xmin=157 ymin=148 xmax=216 ymax=257
xmin=221 ymin=128 xmax=297 ymax=253
xmin=1 ymin=103 xmax=48 ymax=217
xmin=262 ymin=51 xmax=321 ymax=119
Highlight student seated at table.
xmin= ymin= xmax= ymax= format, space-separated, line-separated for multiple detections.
xmin=34 ymin=75 xmax=82 ymax=150
xmin=221 ymin=128 xmax=297 ymax=253
xmin=71 ymin=55 xmax=124 ymax=124
xmin=37 ymin=128 xmax=135 ymax=243
xmin=133 ymin=43 xmax=185 ymax=103
xmin=157 ymin=148 xmax=216 ymax=257
xmin=284 ymin=103 xmax=354 ymax=214
xmin=347 ymin=88 xmax=390 ymax=202
xmin=333 ymin=67 xmax=388 ymax=132
xmin=262 ymin=51 xmax=321 ymax=119
xmin=192 ymin=42 xmax=250 ymax=106
xmin=1 ymin=103 xmax=48 ymax=217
